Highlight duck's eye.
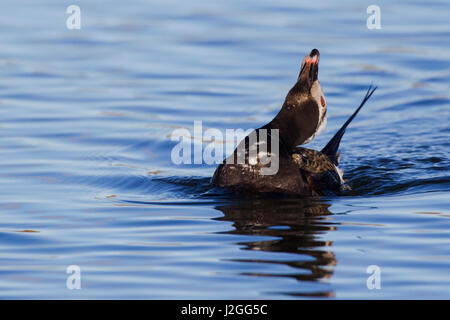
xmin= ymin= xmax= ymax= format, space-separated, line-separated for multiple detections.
xmin=320 ymin=96 xmax=326 ymax=107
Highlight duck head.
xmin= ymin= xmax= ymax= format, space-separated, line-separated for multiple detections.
xmin=267 ymin=49 xmax=327 ymax=149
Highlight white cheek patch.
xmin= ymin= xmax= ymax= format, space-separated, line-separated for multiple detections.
xmin=303 ymin=115 xmax=327 ymax=144
xmin=312 ymin=82 xmax=326 ymax=121
xmin=316 ymin=115 xmax=327 ymax=136
xmin=302 ymin=81 xmax=327 ymax=144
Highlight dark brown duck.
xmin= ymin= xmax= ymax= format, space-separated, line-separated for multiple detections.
xmin=211 ymin=49 xmax=376 ymax=196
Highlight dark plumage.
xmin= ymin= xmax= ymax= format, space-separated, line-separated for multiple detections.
xmin=292 ymin=85 xmax=377 ymax=195
xmin=211 ymin=49 xmax=376 ymax=196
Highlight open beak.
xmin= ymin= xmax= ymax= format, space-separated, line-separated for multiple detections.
xmin=299 ymin=49 xmax=320 ymax=83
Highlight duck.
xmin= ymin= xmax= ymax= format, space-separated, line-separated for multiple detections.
xmin=211 ymin=49 xmax=376 ymax=196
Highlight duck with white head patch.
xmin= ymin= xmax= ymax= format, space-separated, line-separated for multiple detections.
xmin=211 ymin=49 xmax=376 ymax=196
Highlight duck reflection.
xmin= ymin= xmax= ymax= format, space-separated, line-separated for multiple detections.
xmin=215 ymin=198 xmax=338 ymax=297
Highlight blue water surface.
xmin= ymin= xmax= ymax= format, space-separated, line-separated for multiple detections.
xmin=0 ymin=0 xmax=449 ymax=299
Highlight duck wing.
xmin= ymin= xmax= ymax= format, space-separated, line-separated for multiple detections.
xmin=292 ymin=147 xmax=342 ymax=194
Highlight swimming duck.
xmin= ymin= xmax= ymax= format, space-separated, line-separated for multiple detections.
xmin=211 ymin=49 xmax=376 ymax=196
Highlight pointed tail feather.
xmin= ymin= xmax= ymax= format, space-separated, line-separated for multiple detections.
xmin=321 ymin=85 xmax=377 ymax=165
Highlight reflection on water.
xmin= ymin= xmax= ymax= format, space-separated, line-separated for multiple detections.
xmin=216 ymin=199 xmax=337 ymax=297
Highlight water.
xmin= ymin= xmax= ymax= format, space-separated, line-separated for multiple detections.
xmin=0 ymin=0 xmax=449 ymax=299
